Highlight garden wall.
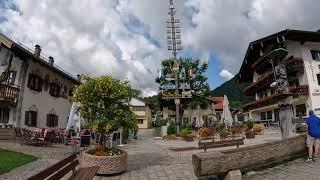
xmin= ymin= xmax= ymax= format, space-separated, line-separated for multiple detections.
xmin=192 ymin=134 xmax=307 ymax=177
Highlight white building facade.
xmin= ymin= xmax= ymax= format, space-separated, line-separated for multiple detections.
xmin=239 ymin=29 xmax=320 ymax=126
xmin=0 ymin=33 xmax=80 ymax=129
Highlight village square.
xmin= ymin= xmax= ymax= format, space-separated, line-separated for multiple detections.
xmin=0 ymin=0 xmax=320 ymax=180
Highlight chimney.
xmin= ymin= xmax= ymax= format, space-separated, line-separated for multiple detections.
xmin=76 ymin=74 xmax=81 ymax=82
xmin=34 ymin=45 xmax=41 ymax=57
xmin=48 ymin=56 xmax=54 ymax=66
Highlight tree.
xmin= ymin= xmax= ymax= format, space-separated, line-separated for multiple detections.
xmin=71 ymin=75 xmax=139 ymax=135
xmin=155 ymin=58 xmax=211 ymax=125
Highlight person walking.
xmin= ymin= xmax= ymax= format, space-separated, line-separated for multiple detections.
xmin=305 ymin=110 xmax=320 ymax=162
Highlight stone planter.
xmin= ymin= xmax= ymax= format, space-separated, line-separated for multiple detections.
xmin=82 ymin=149 xmax=127 ymax=175
xmin=182 ymin=136 xmax=195 ymax=142
xmin=160 ymin=126 xmax=167 ymax=136
xmin=245 ymin=130 xmax=255 ymax=139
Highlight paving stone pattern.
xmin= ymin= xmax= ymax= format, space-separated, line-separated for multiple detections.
xmin=0 ymin=129 xmax=318 ymax=180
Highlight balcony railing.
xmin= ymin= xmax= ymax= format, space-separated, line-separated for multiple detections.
xmin=0 ymin=83 xmax=20 ymax=105
xmin=244 ymin=85 xmax=309 ymax=110
xmin=243 ymin=57 xmax=304 ymax=94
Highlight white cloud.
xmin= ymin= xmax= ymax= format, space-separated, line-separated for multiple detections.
xmin=0 ymin=0 xmax=319 ymax=94
xmin=219 ymin=69 xmax=234 ymax=81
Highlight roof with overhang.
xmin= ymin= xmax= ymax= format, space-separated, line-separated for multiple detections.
xmin=238 ymin=29 xmax=320 ymax=82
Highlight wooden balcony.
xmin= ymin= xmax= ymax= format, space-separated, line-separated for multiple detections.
xmin=244 ymin=85 xmax=308 ymax=110
xmin=0 ymin=83 xmax=20 ymax=105
xmin=243 ymin=57 xmax=304 ymax=94
xmin=284 ymin=57 xmax=304 ymax=75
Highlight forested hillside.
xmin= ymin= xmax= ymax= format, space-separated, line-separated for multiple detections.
xmin=211 ymin=76 xmax=254 ymax=109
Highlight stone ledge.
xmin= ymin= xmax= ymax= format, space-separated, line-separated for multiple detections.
xmin=193 ymin=134 xmax=307 ymax=177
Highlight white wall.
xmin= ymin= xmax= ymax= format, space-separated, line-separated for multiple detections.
xmin=20 ymin=60 xmax=75 ymax=129
xmin=300 ymin=42 xmax=320 ymax=112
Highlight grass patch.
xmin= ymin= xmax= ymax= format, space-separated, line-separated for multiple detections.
xmin=0 ymin=148 xmax=38 ymax=175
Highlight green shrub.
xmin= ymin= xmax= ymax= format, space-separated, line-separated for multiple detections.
xmin=159 ymin=118 xmax=167 ymax=126
xmin=122 ymin=128 xmax=129 ymax=139
xmin=219 ymin=129 xmax=228 ymax=138
xmin=154 ymin=127 xmax=161 ymax=136
xmin=246 ymin=119 xmax=254 ymax=129
xmin=167 ymin=121 xmax=176 ymax=135
xmin=180 ymin=128 xmax=192 ymax=137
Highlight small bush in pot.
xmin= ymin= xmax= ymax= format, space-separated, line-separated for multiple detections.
xmin=219 ymin=129 xmax=228 ymax=140
xmin=167 ymin=121 xmax=176 ymax=135
xmin=71 ymin=75 xmax=139 ymax=174
xmin=245 ymin=119 xmax=255 ymax=139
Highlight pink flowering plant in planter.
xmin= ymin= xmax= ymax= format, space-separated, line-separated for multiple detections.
xmin=71 ymin=75 xmax=139 ymax=174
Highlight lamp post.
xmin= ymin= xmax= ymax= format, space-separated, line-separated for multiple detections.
xmin=166 ymin=0 xmax=182 ymax=134
xmin=265 ymin=48 xmax=293 ymax=139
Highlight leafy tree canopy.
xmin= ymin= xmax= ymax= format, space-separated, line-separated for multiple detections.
xmin=156 ymin=58 xmax=211 ymax=109
xmin=71 ymin=75 xmax=140 ymax=133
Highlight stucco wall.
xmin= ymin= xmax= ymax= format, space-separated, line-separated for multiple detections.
xmin=20 ymin=60 xmax=75 ymax=129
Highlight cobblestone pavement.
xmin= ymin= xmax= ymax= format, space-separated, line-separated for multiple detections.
xmin=243 ymin=158 xmax=320 ymax=180
xmin=0 ymin=129 xmax=317 ymax=180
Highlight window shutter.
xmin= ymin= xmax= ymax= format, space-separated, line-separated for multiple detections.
xmin=39 ymin=78 xmax=43 ymax=92
xmin=27 ymin=74 xmax=32 ymax=88
xmin=31 ymin=112 xmax=37 ymax=127
xmin=25 ymin=111 xmax=30 ymax=125
xmin=49 ymin=83 xmax=53 ymax=96
xmin=46 ymin=114 xmax=50 ymax=126
xmin=10 ymin=71 xmax=16 ymax=84
xmin=54 ymin=115 xmax=58 ymax=127
xmin=3 ymin=108 xmax=10 ymax=123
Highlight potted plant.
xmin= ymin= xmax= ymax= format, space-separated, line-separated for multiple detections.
xmin=159 ymin=118 xmax=168 ymax=136
xmin=219 ymin=129 xmax=228 ymax=141
xmin=180 ymin=123 xmax=194 ymax=142
xmin=163 ymin=121 xmax=177 ymax=140
xmin=245 ymin=119 xmax=255 ymax=139
xmin=71 ymin=75 xmax=139 ymax=175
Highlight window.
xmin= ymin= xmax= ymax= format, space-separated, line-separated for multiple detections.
xmin=5 ymin=71 xmax=16 ymax=84
xmin=311 ymin=50 xmax=320 ymax=61
xmin=132 ymin=106 xmax=145 ymax=111
xmin=296 ymin=104 xmax=307 ymax=117
xmin=0 ymin=108 xmax=10 ymax=123
xmin=49 ymin=83 xmax=61 ymax=97
xmin=267 ymin=111 xmax=272 ymax=120
xmin=260 ymin=112 xmax=266 ymax=120
xmin=317 ymin=74 xmax=320 ymax=85
xmin=25 ymin=111 xmax=37 ymax=127
xmin=258 ymin=92 xmax=268 ymax=99
xmin=27 ymin=74 xmax=43 ymax=92
xmin=46 ymin=114 xmax=58 ymax=127
xmin=138 ymin=119 xmax=144 ymax=124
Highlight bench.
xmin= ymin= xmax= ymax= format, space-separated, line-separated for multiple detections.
xmin=198 ymin=137 xmax=244 ymax=152
xmin=28 ymin=154 xmax=99 ymax=180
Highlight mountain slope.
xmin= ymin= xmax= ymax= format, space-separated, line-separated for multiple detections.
xmin=211 ymin=76 xmax=254 ymax=108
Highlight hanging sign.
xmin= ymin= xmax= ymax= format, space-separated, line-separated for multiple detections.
xmin=179 ymin=67 xmax=186 ymax=79
xmin=160 ymin=82 xmax=176 ymax=90
xmin=181 ymin=90 xmax=192 ymax=98
xmin=179 ymin=82 xmax=190 ymax=90
xmin=158 ymin=69 xmax=163 ymax=78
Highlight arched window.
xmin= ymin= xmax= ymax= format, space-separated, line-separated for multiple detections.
xmin=25 ymin=105 xmax=38 ymax=127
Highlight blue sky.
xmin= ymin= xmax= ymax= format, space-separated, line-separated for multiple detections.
xmin=1 ymin=0 xmax=319 ymax=96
